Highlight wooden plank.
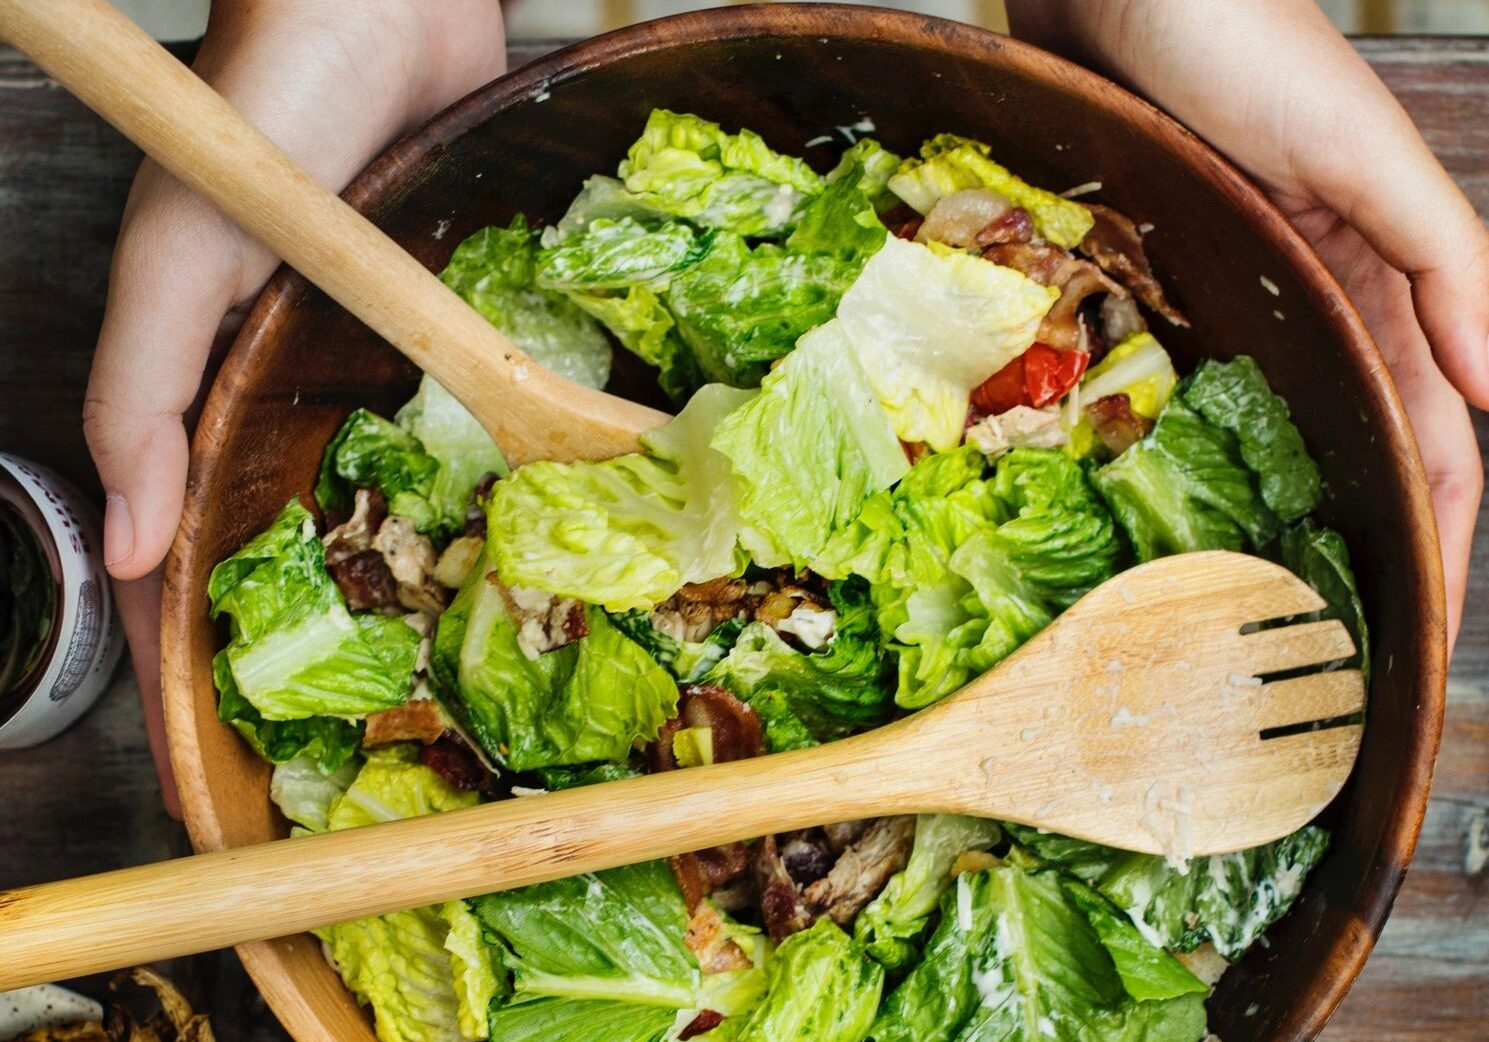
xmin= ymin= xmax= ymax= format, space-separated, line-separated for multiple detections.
xmin=0 ymin=34 xmax=1485 ymax=1042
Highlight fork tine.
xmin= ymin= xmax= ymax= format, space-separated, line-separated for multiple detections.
xmin=1253 ymin=669 xmax=1366 ymax=732
xmin=1239 ymin=619 xmax=1357 ymax=675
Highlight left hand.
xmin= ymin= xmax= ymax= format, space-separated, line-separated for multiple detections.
xmin=1008 ymin=0 xmax=1486 ymax=649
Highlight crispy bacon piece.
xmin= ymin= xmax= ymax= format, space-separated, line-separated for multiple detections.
xmin=679 ymin=1011 xmax=726 ymax=1040
xmin=1085 ymin=393 xmax=1155 ymax=456
xmin=649 ymin=685 xmax=764 ymax=773
xmin=881 ymin=202 xmax=924 ymax=241
xmin=323 ymin=489 xmax=399 ymax=611
xmin=1079 ymin=204 xmax=1188 ymax=327
xmin=983 ymin=241 xmax=1127 ymax=352
xmin=803 ymin=816 xmax=915 ymax=927
xmin=973 ymin=207 xmax=1034 ymax=247
xmin=363 ymin=699 xmax=447 ymax=748
xmin=419 ymin=733 xmax=491 ymax=792
xmin=755 ymin=834 xmax=817 ymax=941
xmin=685 ymin=902 xmax=754 ymax=974
xmin=916 ymin=188 xmax=1017 ymax=248
xmin=652 ymin=577 xmax=754 ymax=643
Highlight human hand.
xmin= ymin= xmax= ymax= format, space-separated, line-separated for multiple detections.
xmin=84 ymin=0 xmax=507 ymax=815
xmin=1008 ymin=0 xmax=1486 ymax=649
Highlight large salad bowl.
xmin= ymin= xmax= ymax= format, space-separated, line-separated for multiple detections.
xmin=161 ymin=7 xmax=1446 ymax=1041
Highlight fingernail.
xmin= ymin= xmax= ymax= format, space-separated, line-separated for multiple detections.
xmin=104 ymin=493 xmax=134 ymax=570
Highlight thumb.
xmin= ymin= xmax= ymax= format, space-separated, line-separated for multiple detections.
xmin=85 ymin=166 xmax=258 ymax=581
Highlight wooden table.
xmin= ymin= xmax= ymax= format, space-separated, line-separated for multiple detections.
xmin=1 ymin=36 xmax=1485 ymax=1042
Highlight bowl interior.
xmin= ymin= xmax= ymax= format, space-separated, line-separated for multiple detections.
xmin=163 ymin=8 xmax=1445 ymax=1042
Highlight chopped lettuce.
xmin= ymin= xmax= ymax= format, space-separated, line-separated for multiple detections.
xmin=711 ymin=320 xmax=909 ymax=568
xmin=536 ymin=217 xmax=712 ymax=293
xmin=836 ymin=237 xmax=1057 ymax=451
xmin=704 ymin=580 xmax=892 ymax=741
xmin=1279 ymin=520 xmax=1370 ymax=673
xmin=440 ymin=216 xmax=612 ymax=390
xmin=611 ymin=611 xmax=745 ymax=683
xmin=737 ymin=919 xmax=882 ymax=1042
xmin=565 ymin=285 xmax=702 ymax=403
xmin=316 ymin=409 xmax=442 ymax=531
xmin=209 ymin=500 xmax=419 ymax=721
xmin=541 ymin=175 xmax=669 ymax=247
xmin=1007 ymin=823 xmax=1332 ymax=962
xmin=269 ymin=753 xmax=360 ymax=832
xmin=443 ymin=901 xmax=509 ymax=1041
xmin=488 ymin=385 xmax=753 ymax=610
xmin=828 ymin=138 xmax=903 ymax=211
xmin=887 ymin=134 xmax=1095 ymax=248
xmin=1180 ymin=357 xmax=1321 ymax=522
xmin=430 ymin=544 xmax=678 ymax=771
xmin=618 ymin=109 xmax=823 ymax=237
xmin=394 ymin=375 xmax=510 ymax=524
xmin=666 ymin=232 xmax=861 ymax=387
xmin=872 ymin=867 xmax=1206 ymax=1042
xmin=474 ymin=860 xmax=764 ymax=1040
xmin=785 ymin=153 xmax=888 ymax=266
xmin=215 ymin=667 xmax=365 ymax=771
xmin=313 ymin=747 xmax=488 ymax=1042
xmin=855 ymin=814 xmax=1003 ymax=970
xmin=534 ymin=760 xmax=643 ymax=791
xmin=1093 ymin=398 xmax=1279 ymax=560
xmin=1078 ymin=333 xmax=1178 ymax=421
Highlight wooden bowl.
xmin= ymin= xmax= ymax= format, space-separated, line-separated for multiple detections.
xmin=161 ymin=7 xmax=1447 ymax=1041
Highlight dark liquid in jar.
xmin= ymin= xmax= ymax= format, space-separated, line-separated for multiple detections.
xmin=0 ymin=499 xmax=57 ymax=702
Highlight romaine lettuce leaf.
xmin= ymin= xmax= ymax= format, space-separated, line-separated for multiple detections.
xmin=564 ymin=284 xmax=702 ymax=403
xmin=711 ymin=320 xmax=909 ymax=567
xmin=828 ymin=139 xmax=903 ymax=211
xmin=313 ymin=747 xmax=488 ymax=1042
xmin=440 ymin=216 xmax=612 ymax=389
xmin=488 ymin=384 xmax=753 ymax=610
xmin=704 ymin=580 xmax=892 ymax=741
xmin=618 ymin=109 xmax=823 ymax=237
xmin=269 ymin=753 xmax=360 ymax=833
xmin=209 ymin=500 xmax=419 ymax=721
xmin=535 ymin=217 xmax=712 ymax=293
xmin=610 ymin=611 xmax=745 ymax=684
xmin=315 ymin=409 xmax=442 ymax=531
xmin=215 ymin=663 xmax=365 ymax=771
xmin=737 ymin=918 xmax=882 ymax=1042
xmin=835 ymin=237 xmax=1057 ymax=451
xmin=887 ymin=134 xmax=1095 ymax=248
xmin=855 ymin=814 xmax=1002 ymax=970
xmin=1006 ymin=823 xmax=1331 ymax=962
xmin=666 ymin=232 xmax=861 ymax=387
xmin=534 ymin=760 xmax=644 ymax=791
xmin=484 ymin=999 xmax=675 ymax=1042
xmin=873 ymin=867 xmax=1207 ymax=1042
xmin=1093 ymin=399 xmax=1279 ymax=560
xmin=541 ymin=175 xmax=670 ymax=247
xmin=1279 ymin=520 xmax=1370 ymax=674
xmin=394 ymin=376 xmax=510 ymax=525
xmin=1078 ymin=333 xmax=1178 ymax=421
xmin=430 ymin=547 xmax=678 ymax=771
xmin=747 ymin=688 xmax=821 ymax=754
xmin=443 ymin=900 xmax=509 ymax=1040
xmin=1180 ymin=357 xmax=1321 ymax=522
xmin=785 ymin=153 xmax=888 ymax=266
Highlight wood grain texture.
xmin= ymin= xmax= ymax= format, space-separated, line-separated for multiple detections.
xmin=0 ymin=553 xmax=1365 ymax=990
xmin=0 ymin=30 xmax=1482 ymax=1042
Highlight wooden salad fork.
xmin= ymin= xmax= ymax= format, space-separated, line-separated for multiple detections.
xmin=0 ymin=552 xmax=1364 ymax=989
xmin=0 ymin=0 xmax=667 ymax=466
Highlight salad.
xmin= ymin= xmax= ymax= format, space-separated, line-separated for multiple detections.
xmin=209 ymin=110 xmax=1369 ymax=1042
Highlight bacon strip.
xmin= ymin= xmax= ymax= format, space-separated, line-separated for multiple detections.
xmin=1085 ymin=393 xmax=1156 ymax=456
xmin=1079 ymin=204 xmax=1189 ymax=327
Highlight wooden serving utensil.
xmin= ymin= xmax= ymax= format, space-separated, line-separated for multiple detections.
xmin=0 ymin=0 xmax=667 ymax=467
xmin=0 ymin=552 xmax=1363 ymax=989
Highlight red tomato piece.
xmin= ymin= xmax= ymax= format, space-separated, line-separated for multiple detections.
xmin=971 ymin=355 xmax=1030 ymax=415
xmin=1022 ymin=343 xmax=1089 ymax=408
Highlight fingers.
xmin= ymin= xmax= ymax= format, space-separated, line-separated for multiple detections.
xmin=114 ymin=569 xmax=181 ymax=819
xmin=84 ymin=164 xmax=262 ymax=582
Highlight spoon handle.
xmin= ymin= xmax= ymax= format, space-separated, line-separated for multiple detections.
xmin=0 ymin=728 xmax=927 ymax=990
xmin=0 ymin=0 xmax=664 ymax=465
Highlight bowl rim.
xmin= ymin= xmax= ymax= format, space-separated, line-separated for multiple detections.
xmin=161 ymin=5 xmax=1448 ymax=1041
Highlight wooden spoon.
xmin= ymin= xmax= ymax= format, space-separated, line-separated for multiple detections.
xmin=0 ymin=552 xmax=1363 ymax=989
xmin=0 ymin=0 xmax=667 ymax=467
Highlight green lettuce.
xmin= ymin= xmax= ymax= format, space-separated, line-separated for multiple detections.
xmin=711 ymin=320 xmax=909 ymax=568
xmin=855 ymin=814 xmax=1002 ymax=970
xmin=666 ymin=232 xmax=861 ymax=387
xmin=828 ymin=138 xmax=903 ymax=211
xmin=540 ymin=175 xmax=669 ymax=247
xmin=1180 ymin=357 xmax=1321 ymax=522
xmin=618 ymin=109 xmax=823 ymax=237
xmin=313 ymin=747 xmax=493 ymax=1042
xmin=315 ymin=409 xmax=443 ymax=531
xmin=835 ymin=237 xmax=1056 ymax=451
xmin=430 ymin=545 xmax=678 ymax=771
xmin=1093 ymin=398 xmax=1279 ymax=560
xmin=444 ymin=901 xmax=510 ymax=1041
xmin=887 ymin=134 xmax=1095 ymax=248
xmin=872 ymin=867 xmax=1207 ymax=1042
xmin=785 ymin=151 xmax=889 ymax=266
xmin=488 ymin=384 xmax=753 ymax=610
xmin=268 ymin=753 xmax=360 ymax=832
xmin=440 ymin=216 xmax=612 ymax=389
xmin=737 ymin=919 xmax=882 ymax=1042
xmin=1007 ymin=823 xmax=1332 ymax=962
xmin=536 ymin=217 xmax=712 ymax=293
xmin=534 ymin=760 xmax=643 ymax=791
xmin=747 ymin=688 xmax=821 ymax=754
xmin=209 ymin=499 xmax=419 ymax=722
xmin=704 ymin=580 xmax=892 ymax=741
xmin=1279 ymin=520 xmax=1370 ymax=673
xmin=394 ymin=375 xmax=510 ymax=525
xmin=610 ymin=611 xmax=746 ymax=683
xmin=565 ymin=285 xmax=702 ymax=404
xmin=215 ymin=667 xmax=365 ymax=771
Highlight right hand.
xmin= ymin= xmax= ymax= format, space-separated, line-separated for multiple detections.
xmin=84 ymin=0 xmax=508 ymax=815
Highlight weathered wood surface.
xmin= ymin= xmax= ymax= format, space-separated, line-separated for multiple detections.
xmin=0 ymin=35 xmax=1484 ymax=1041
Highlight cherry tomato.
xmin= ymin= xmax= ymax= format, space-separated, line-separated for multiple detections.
xmin=971 ymin=355 xmax=1030 ymax=415
xmin=1022 ymin=343 xmax=1089 ymax=408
